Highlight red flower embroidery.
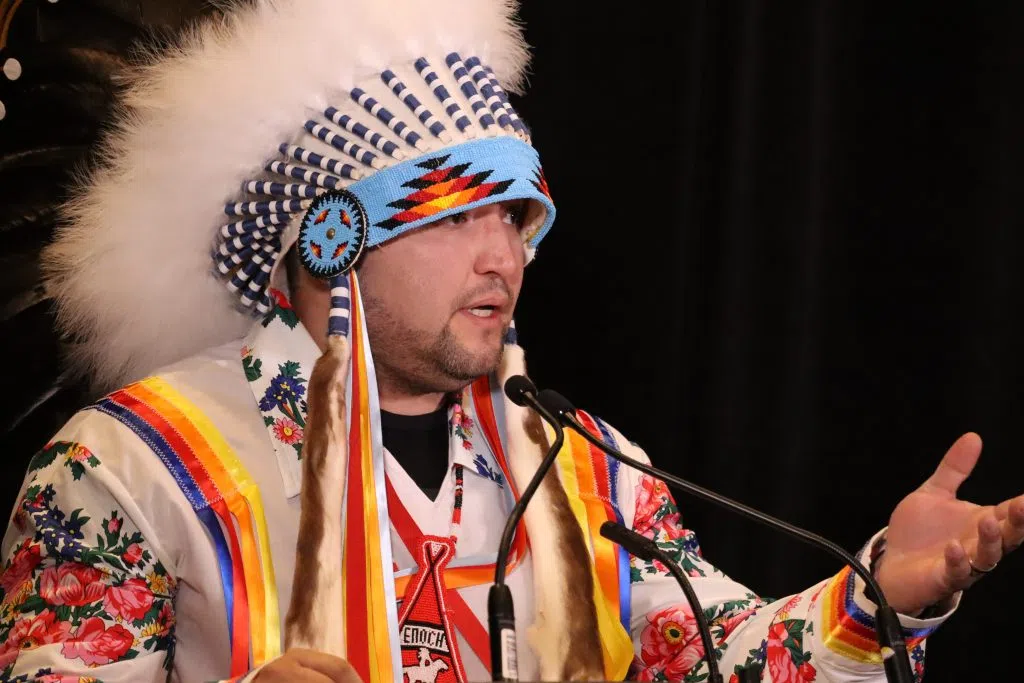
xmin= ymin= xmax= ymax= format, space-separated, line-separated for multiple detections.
xmin=154 ymin=601 xmax=175 ymax=636
xmin=766 ymin=619 xmax=816 ymax=683
xmin=0 ymin=540 xmax=42 ymax=594
xmin=272 ymin=417 xmax=303 ymax=445
xmin=0 ymin=610 xmax=73 ymax=669
xmin=269 ymin=288 xmax=293 ymax=310
xmin=61 ymin=616 xmax=134 ymax=666
xmin=639 ymin=605 xmax=703 ymax=680
xmin=103 ymin=577 xmax=154 ymax=622
xmin=123 ymin=543 xmax=144 ymax=566
xmin=38 ymin=564 xmax=106 ymax=607
xmin=766 ymin=621 xmax=800 ymax=682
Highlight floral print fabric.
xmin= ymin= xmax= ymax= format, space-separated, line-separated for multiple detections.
xmin=626 ymin=473 xmax=934 ymax=682
xmin=0 ymin=442 xmax=176 ymax=682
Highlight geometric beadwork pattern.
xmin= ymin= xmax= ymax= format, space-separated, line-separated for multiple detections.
xmin=376 ymin=154 xmax=514 ymax=230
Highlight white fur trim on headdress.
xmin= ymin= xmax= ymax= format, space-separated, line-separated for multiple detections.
xmin=43 ymin=0 xmax=530 ymax=391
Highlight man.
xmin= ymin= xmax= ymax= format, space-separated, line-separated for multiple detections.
xmin=1 ymin=0 xmax=1022 ymax=681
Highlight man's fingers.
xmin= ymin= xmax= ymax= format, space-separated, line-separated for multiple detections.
xmin=287 ymin=648 xmax=362 ymax=683
xmin=971 ymin=513 xmax=1003 ymax=571
xmin=943 ymin=538 xmax=972 ymax=591
xmin=923 ymin=432 xmax=983 ymax=496
xmin=1000 ymin=497 xmax=1024 ymax=552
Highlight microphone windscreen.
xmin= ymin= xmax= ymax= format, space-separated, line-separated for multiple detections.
xmin=503 ymin=375 xmax=537 ymax=407
xmin=537 ymin=389 xmax=577 ymax=418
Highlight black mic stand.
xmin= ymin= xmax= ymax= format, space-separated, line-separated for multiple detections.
xmin=600 ymin=521 xmax=724 ymax=683
xmin=537 ymin=389 xmax=916 ymax=683
xmin=488 ymin=376 xmax=567 ymax=681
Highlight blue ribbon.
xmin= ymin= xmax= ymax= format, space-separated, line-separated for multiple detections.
xmin=91 ymin=398 xmax=236 ymax=644
xmin=593 ymin=416 xmax=632 ymax=633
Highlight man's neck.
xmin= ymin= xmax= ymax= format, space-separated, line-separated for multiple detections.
xmin=378 ymin=387 xmax=446 ymax=415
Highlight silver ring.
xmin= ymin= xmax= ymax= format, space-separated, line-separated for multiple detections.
xmin=968 ymin=556 xmax=997 ymax=577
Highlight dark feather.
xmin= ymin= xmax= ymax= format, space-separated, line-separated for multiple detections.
xmin=0 ymin=0 xmax=224 ymax=515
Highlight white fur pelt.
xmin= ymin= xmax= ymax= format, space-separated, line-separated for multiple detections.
xmin=498 ymin=344 xmax=605 ymax=680
xmin=43 ymin=0 xmax=530 ymax=392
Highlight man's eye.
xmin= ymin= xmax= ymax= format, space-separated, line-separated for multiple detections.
xmin=444 ymin=212 xmax=468 ymax=225
xmin=502 ymin=204 xmax=526 ymax=229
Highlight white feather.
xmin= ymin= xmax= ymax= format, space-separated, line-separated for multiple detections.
xmin=43 ymin=0 xmax=531 ymax=391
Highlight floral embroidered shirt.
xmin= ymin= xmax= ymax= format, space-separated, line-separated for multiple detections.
xmin=1 ymin=295 xmax=957 ymax=683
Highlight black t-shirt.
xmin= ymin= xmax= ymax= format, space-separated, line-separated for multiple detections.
xmin=380 ymin=405 xmax=450 ymax=501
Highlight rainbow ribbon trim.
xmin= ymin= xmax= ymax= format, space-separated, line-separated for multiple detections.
xmin=92 ymin=377 xmax=282 ymax=678
xmin=820 ymin=565 xmax=935 ymax=664
xmin=557 ymin=410 xmax=635 ymax=680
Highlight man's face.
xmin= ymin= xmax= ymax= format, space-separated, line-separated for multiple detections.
xmin=358 ymin=200 xmax=529 ymax=395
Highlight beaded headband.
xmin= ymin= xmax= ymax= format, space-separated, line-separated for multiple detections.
xmin=213 ymin=52 xmax=556 ymax=340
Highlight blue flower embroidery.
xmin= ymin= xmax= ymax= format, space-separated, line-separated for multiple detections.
xmin=259 ymin=373 xmax=306 ymax=413
xmin=473 ymin=454 xmax=504 ymax=488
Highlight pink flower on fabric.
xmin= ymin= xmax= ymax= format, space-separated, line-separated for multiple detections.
xmin=66 ymin=444 xmax=93 ymax=464
xmin=38 ymin=564 xmax=106 ymax=607
xmin=106 ymin=515 xmax=122 ymax=535
xmin=0 ymin=610 xmax=73 ymax=669
xmin=272 ymin=417 xmax=303 ymax=445
xmin=719 ymin=608 xmax=758 ymax=640
xmin=61 ymin=617 xmax=134 ymax=666
xmin=639 ymin=605 xmax=703 ymax=680
xmin=103 ymin=578 xmax=154 ymax=622
xmin=0 ymin=539 xmax=42 ymax=594
xmin=767 ymin=621 xmax=804 ymax=683
xmin=122 ymin=543 xmax=144 ymax=566
xmin=633 ymin=474 xmax=673 ymax=535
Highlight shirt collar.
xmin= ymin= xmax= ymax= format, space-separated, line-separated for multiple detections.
xmin=242 ymin=289 xmax=320 ymax=498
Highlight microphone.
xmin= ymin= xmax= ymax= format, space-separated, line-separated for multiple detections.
xmin=599 ymin=521 xmax=724 ymax=683
xmin=488 ymin=375 xmax=566 ymax=681
xmin=536 ymin=389 xmax=916 ymax=683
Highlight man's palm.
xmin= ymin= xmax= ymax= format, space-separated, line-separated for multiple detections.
xmin=875 ymin=433 xmax=1024 ymax=614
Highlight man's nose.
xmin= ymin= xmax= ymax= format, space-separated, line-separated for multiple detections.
xmin=472 ymin=207 xmax=521 ymax=277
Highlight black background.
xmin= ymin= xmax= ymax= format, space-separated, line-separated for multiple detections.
xmin=511 ymin=2 xmax=1024 ymax=681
